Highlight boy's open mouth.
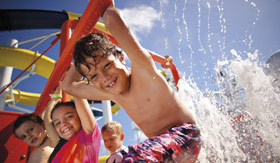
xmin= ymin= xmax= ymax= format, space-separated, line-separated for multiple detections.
xmin=31 ymin=138 xmax=37 ymax=144
xmin=107 ymin=77 xmax=118 ymax=88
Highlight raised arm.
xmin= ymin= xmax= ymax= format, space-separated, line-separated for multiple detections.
xmin=61 ymin=65 xmax=107 ymax=100
xmin=61 ymin=65 xmax=86 ymax=97
xmin=103 ymin=6 xmax=156 ymax=70
xmin=73 ymin=97 xmax=96 ymax=134
xmin=43 ymin=93 xmax=60 ymax=147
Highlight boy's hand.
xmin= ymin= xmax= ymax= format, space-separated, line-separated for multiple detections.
xmin=102 ymin=1 xmax=114 ymax=17
xmin=49 ymin=84 xmax=62 ymax=101
xmin=54 ymin=85 xmax=62 ymax=95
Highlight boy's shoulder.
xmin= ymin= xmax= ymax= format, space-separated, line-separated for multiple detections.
xmin=29 ymin=142 xmax=54 ymax=163
xmin=106 ymin=152 xmax=123 ymax=163
xmin=28 ymin=148 xmax=43 ymax=163
xmin=106 ymin=146 xmax=128 ymax=163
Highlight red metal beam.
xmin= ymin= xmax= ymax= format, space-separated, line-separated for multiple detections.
xmin=34 ymin=0 xmax=113 ymax=115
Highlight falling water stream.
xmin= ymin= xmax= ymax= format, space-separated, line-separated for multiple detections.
xmin=159 ymin=0 xmax=280 ymax=162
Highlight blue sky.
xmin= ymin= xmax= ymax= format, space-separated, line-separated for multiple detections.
xmin=1 ymin=0 xmax=280 ymax=157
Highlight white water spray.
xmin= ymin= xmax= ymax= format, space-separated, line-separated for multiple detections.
xmin=159 ymin=0 xmax=280 ymax=162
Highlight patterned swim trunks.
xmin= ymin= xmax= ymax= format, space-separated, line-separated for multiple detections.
xmin=120 ymin=123 xmax=201 ymax=163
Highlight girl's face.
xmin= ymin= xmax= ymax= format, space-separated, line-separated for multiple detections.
xmin=102 ymin=130 xmax=124 ymax=153
xmin=15 ymin=121 xmax=47 ymax=147
xmin=52 ymin=105 xmax=81 ymax=140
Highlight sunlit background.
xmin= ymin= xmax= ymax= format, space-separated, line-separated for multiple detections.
xmin=1 ymin=0 xmax=280 ymax=161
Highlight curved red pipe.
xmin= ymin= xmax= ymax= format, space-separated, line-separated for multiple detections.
xmin=34 ymin=0 xmax=113 ymax=115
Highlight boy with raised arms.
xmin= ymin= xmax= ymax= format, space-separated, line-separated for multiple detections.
xmin=62 ymin=3 xmax=201 ymax=163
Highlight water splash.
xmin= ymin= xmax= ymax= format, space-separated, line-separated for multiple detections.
xmin=229 ymin=50 xmax=280 ymax=158
xmin=178 ymin=79 xmax=247 ymax=162
xmin=242 ymin=1 xmax=260 ymax=52
xmin=197 ymin=0 xmax=207 ymax=54
xmin=178 ymin=50 xmax=280 ymax=162
xmin=158 ymin=0 xmax=280 ymax=162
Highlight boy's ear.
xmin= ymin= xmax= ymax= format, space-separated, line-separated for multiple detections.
xmin=121 ymin=133 xmax=125 ymax=140
xmin=14 ymin=134 xmax=20 ymax=139
xmin=118 ymin=53 xmax=125 ymax=64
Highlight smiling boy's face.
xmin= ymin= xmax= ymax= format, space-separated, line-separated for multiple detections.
xmin=15 ymin=121 xmax=47 ymax=147
xmin=80 ymin=53 xmax=130 ymax=95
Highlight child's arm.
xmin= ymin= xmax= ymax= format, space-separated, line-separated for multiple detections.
xmin=103 ymin=6 xmax=157 ymax=71
xmin=73 ymin=96 xmax=96 ymax=134
xmin=61 ymin=65 xmax=107 ymax=100
xmin=43 ymin=89 xmax=61 ymax=146
xmin=44 ymin=99 xmax=60 ymax=146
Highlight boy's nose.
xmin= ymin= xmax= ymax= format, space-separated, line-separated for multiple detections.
xmin=101 ymin=72 xmax=111 ymax=84
xmin=27 ymin=134 xmax=33 ymax=141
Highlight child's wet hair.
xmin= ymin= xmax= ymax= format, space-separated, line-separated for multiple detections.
xmin=101 ymin=121 xmax=124 ymax=135
xmin=13 ymin=114 xmax=43 ymax=138
xmin=73 ymin=32 xmax=121 ymax=77
xmin=51 ymin=101 xmax=76 ymax=120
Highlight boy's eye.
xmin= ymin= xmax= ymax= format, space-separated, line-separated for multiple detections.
xmin=21 ymin=135 xmax=26 ymax=140
xmin=91 ymin=74 xmax=97 ymax=80
xmin=29 ymin=128 xmax=34 ymax=132
xmin=104 ymin=63 xmax=111 ymax=69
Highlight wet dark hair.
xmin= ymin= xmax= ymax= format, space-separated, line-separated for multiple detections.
xmin=13 ymin=114 xmax=43 ymax=137
xmin=73 ymin=32 xmax=121 ymax=77
xmin=50 ymin=101 xmax=76 ymax=120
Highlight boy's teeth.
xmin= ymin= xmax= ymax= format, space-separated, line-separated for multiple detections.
xmin=109 ymin=81 xmax=115 ymax=87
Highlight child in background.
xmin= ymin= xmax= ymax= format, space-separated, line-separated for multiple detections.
xmin=101 ymin=121 xmax=128 ymax=163
xmin=49 ymin=97 xmax=101 ymax=162
xmin=13 ymin=95 xmax=60 ymax=163
xmin=62 ymin=4 xmax=201 ymax=163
